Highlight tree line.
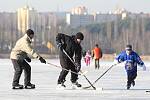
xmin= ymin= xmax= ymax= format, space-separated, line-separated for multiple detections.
xmin=0 ymin=13 xmax=150 ymax=55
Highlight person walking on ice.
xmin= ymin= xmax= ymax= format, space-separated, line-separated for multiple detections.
xmin=56 ymin=32 xmax=84 ymax=90
xmin=114 ymin=44 xmax=146 ymax=89
xmin=92 ymin=44 xmax=102 ymax=69
xmin=10 ymin=29 xmax=46 ymax=89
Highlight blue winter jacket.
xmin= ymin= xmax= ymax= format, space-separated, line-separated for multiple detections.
xmin=115 ymin=51 xmax=144 ymax=74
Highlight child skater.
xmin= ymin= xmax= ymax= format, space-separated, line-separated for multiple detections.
xmin=114 ymin=44 xmax=146 ymax=89
xmin=85 ymin=50 xmax=91 ymax=67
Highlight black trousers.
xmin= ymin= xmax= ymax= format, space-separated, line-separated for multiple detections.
xmin=11 ymin=59 xmax=31 ymax=86
xmin=127 ymin=72 xmax=137 ymax=86
xmin=95 ymin=59 xmax=100 ymax=69
xmin=58 ymin=57 xmax=78 ymax=84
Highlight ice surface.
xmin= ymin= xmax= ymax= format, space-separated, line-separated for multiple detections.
xmin=0 ymin=59 xmax=150 ymax=100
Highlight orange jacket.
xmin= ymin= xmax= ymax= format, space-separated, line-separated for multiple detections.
xmin=92 ymin=47 xmax=102 ymax=59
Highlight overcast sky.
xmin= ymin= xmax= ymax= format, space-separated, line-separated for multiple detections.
xmin=0 ymin=0 xmax=150 ymax=13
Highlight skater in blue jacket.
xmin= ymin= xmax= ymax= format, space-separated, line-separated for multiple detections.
xmin=114 ymin=44 xmax=146 ymax=89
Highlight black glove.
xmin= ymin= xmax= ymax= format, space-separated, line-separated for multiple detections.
xmin=57 ymin=43 xmax=63 ymax=51
xmin=118 ymin=59 xmax=123 ymax=63
xmin=75 ymin=65 xmax=81 ymax=72
xmin=39 ymin=57 xmax=46 ymax=64
xmin=25 ymin=57 xmax=31 ymax=62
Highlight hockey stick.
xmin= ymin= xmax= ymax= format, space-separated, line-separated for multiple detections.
xmin=62 ymin=49 xmax=96 ymax=90
xmin=47 ymin=62 xmax=87 ymax=76
xmin=83 ymin=63 xmax=117 ymax=89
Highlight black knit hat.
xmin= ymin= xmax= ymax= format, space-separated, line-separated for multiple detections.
xmin=26 ymin=29 xmax=34 ymax=36
xmin=95 ymin=44 xmax=98 ymax=47
xmin=126 ymin=44 xmax=132 ymax=51
xmin=75 ymin=32 xmax=84 ymax=40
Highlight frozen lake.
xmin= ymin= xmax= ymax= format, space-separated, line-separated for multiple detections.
xmin=0 ymin=59 xmax=150 ymax=100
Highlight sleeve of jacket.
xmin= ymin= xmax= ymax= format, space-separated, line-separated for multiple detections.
xmin=135 ymin=52 xmax=144 ymax=66
xmin=100 ymin=48 xmax=103 ymax=58
xmin=23 ymin=40 xmax=41 ymax=59
xmin=56 ymin=33 xmax=66 ymax=46
xmin=115 ymin=51 xmax=125 ymax=63
xmin=92 ymin=49 xmax=94 ymax=58
xmin=75 ymin=46 xmax=82 ymax=66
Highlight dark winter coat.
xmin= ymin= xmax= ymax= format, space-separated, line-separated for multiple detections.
xmin=56 ymin=33 xmax=82 ymax=68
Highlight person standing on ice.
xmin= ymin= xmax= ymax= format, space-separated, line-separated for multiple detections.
xmin=10 ymin=29 xmax=46 ymax=89
xmin=84 ymin=50 xmax=91 ymax=67
xmin=114 ymin=44 xmax=146 ymax=90
xmin=56 ymin=32 xmax=84 ymax=89
xmin=92 ymin=44 xmax=102 ymax=69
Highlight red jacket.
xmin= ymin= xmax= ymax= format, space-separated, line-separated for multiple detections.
xmin=92 ymin=47 xmax=102 ymax=59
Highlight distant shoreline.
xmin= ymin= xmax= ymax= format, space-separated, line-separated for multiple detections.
xmin=1 ymin=53 xmax=150 ymax=61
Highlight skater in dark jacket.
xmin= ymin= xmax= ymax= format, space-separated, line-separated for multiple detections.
xmin=56 ymin=32 xmax=84 ymax=89
xmin=114 ymin=44 xmax=146 ymax=89
xmin=10 ymin=29 xmax=46 ymax=89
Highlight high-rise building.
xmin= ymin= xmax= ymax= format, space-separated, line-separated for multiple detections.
xmin=71 ymin=6 xmax=88 ymax=15
xmin=67 ymin=6 xmax=94 ymax=28
xmin=17 ymin=5 xmax=37 ymax=35
xmin=66 ymin=13 xmax=94 ymax=28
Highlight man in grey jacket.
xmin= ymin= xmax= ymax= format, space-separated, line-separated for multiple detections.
xmin=10 ymin=29 xmax=46 ymax=89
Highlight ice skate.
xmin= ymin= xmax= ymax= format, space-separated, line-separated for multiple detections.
xmin=127 ymin=84 xmax=131 ymax=90
xmin=71 ymin=82 xmax=82 ymax=89
xmin=12 ymin=84 xmax=23 ymax=89
xmin=24 ymin=83 xmax=35 ymax=89
xmin=131 ymin=81 xmax=135 ymax=87
xmin=56 ymin=83 xmax=66 ymax=90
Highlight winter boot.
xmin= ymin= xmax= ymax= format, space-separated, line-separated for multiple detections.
xmin=24 ymin=83 xmax=35 ymax=89
xmin=127 ymin=83 xmax=131 ymax=90
xmin=56 ymin=83 xmax=66 ymax=90
xmin=12 ymin=84 xmax=23 ymax=89
xmin=72 ymin=82 xmax=82 ymax=89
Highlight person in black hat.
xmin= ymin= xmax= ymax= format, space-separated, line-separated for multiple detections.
xmin=114 ymin=44 xmax=146 ymax=89
xmin=56 ymin=32 xmax=84 ymax=90
xmin=10 ymin=29 xmax=46 ymax=89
